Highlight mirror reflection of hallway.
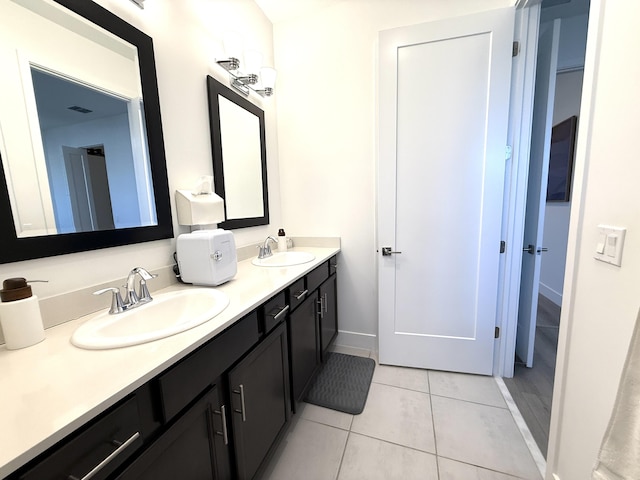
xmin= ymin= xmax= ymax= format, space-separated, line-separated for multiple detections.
xmin=61 ymin=146 xmax=114 ymax=233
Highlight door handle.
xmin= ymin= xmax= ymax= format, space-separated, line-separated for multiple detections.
xmin=523 ymin=244 xmax=548 ymax=255
xmin=213 ymin=404 xmax=229 ymax=445
xmin=68 ymin=432 xmax=140 ymax=480
xmin=382 ymin=247 xmax=402 ymax=256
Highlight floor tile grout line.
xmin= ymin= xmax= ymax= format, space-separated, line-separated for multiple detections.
xmin=346 ymin=430 xmax=438 ymax=456
xmin=427 ymin=371 xmax=441 ymax=479
xmin=436 ymin=453 xmax=531 ymax=480
xmin=429 ymin=391 xmax=509 ymax=410
xmin=495 ymin=376 xmax=547 ymax=479
xmin=370 ymin=378 xmax=430 ymax=395
xmin=334 ymin=430 xmax=350 ymax=480
xmin=298 ymin=414 xmax=352 ymax=431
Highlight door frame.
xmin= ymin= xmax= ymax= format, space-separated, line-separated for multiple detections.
xmin=494 ymin=2 xmax=543 ymax=377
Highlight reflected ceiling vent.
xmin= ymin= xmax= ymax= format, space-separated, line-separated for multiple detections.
xmin=68 ymin=105 xmax=93 ymax=114
xmin=542 ymin=0 xmax=571 ymax=7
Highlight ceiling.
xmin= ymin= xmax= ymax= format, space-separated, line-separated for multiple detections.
xmin=254 ymin=0 xmax=338 ymax=24
xmin=31 ymin=68 xmax=127 ymax=130
xmin=255 ymin=0 xmax=590 ymax=24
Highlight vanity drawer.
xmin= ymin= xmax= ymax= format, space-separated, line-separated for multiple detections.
xmin=157 ymin=310 xmax=259 ymax=423
xmin=287 ymin=278 xmax=307 ymax=313
xmin=262 ymin=291 xmax=289 ymax=333
xmin=19 ymin=397 xmax=142 ymax=480
xmin=329 ymin=255 xmax=338 ymax=276
xmin=306 ymin=260 xmax=329 ymax=293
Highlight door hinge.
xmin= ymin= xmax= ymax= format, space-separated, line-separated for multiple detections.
xmin=495 ymin=327 xmax=500 ymax=339
xmin=512 ymin=41 xmax=519 ymax=57
xmin=500 ymin=241 xmax=506 ymax=253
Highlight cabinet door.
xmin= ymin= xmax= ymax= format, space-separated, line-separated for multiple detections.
xmin=228 ymin=322 xmax=290 ymax=480
xmin=115 ymin=385 xmax=231 ymax=480
xmin=319 ymin=274 xmax=338 ymax=360
xmin=289 ymin=293 xmax=321 ymax=403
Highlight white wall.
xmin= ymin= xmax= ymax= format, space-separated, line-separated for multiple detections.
xmin=272 ymin=0 xmax=514 ymax=349
xmin=0 ymin=0 xmax=281 ymax=298
xmin=548 ymin=0 xmax=640 ymax=477
xmin=539 ymin=69 xmax=583 ymax=305
xmin=556 ymin=13 xmax=588 ymax=72
xmin=538 ymin=12 xmax=587 ymax=306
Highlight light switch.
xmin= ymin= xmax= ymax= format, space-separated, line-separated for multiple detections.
xmin=596 ymin=233 xmax=607 ymax=254
xmin=594 ymin=225 xmax=626 ymax=267
xmin=605 ymin=234 xmax=618 ymax=257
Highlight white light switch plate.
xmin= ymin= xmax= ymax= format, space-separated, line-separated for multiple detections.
xmin=594 ymin=225 xmax=626 ymax=267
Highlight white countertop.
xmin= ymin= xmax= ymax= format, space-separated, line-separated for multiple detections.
xmin=0 ymin=246 xmax=339 ymax=478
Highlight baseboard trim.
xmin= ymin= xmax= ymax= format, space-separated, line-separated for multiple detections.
xmin=495 ymin=377 xmax=547 ymax=478
xmin=335 ymin=330 xmax=377 ymax=351
xmin=539 ymin=283 xmax=562 ymax=306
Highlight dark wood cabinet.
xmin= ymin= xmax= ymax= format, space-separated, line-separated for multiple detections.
xmin=8 ymin=254 xmax=339 ymax=480
xmin=289 ymin=293 xmax=321 ymax=404
xmin=18 ymin=396 xmax=143 ymax=480
xmin=114 ymin=385 xmax=231 ymax=480
xmin=319 ymin=274 xmax=338 ymax=361
xmin=228 ymin=322 xmax=290 ymax=480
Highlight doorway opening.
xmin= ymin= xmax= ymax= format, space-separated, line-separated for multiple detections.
xmin=504 ymin=0 xmax=589 ymax=458
xmin=60 ymin=144 xmax=115 ymax=233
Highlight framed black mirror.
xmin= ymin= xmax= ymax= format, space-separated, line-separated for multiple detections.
xmin=0 ymin=0 xmax=172 ymax=263
xmin=207 ymin=75 xmax=269 ymax=230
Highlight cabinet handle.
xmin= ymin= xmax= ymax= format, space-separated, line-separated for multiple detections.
xmin=294 ymin=289 xmax=308 ymax=300
xmin=323 ymin=293 xmax=328 ymax=313
xmin=317 ymin=298 xmax=324 ymax=319
xmin=269 ymin=304 xmax=290 ymax=323
xmin=214 ymin=405 xmax=229 ymax=445
xmin=67 ymin=431 xmax=139 ymax=480
xmin=233 ymin=384 xmax=247 ymax=422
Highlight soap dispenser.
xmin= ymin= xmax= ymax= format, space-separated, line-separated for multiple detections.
xmin=278 ymin=228 xmax=288 ymax=252
xmin=0 ymin=278 xmax=45 ymax=350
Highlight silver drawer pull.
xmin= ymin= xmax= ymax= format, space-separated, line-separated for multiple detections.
xmin=68 ymin=431 xmax=139 ymax=480
xmin=317 ymin=298 xmax=324 ymax=319
xmin=294 ymin=289 xmax=308 ymax=300
xmin=233 ymin=384 xmax=247 ymax=422
xmin=214 ymin=405 xmax=229 ymax=445
xmin=323 ymin=293 xmax=328 ymax=313
xmin=270 ymin=304 xmax=290 ymax=322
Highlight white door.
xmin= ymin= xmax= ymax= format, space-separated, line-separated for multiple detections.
xmin=516 ymin=20 xmax=560 ymax=368
xmin=378 ymin=8 xmax=515 ymax=375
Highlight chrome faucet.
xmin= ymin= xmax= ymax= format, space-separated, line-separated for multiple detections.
xmin=93 ymin=267 xmax=158 ymax=314
xmin=257 ymin=236 xmax=278 ymax=259
xmin=124 ymin=267 xmax=158 ymax=307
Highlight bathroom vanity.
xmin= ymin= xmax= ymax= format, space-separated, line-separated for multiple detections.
xmin=0 ymin=245 xmax=339 ymax=480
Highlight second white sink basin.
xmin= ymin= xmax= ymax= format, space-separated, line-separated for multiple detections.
xmin=252 ymin=251 xmax=315 ymax=267
xmin=71 ymin=288 xmax=229 ymax=350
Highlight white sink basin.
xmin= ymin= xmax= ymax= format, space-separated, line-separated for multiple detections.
xmin=252 ymin=251 xmax=315 ymax=267
xmin=71 ymin=288 xmax=229 ymax=350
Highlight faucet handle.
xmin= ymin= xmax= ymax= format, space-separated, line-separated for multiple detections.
xmin=94 ymin=287 xmax=126 ymax=314
xmin=132 ymin=267 xmax=157 ymax=281
xmin=135 ymin=269 xmax=157 ymax=305
xmin=137 ymin=279 xmax=154 ymax=305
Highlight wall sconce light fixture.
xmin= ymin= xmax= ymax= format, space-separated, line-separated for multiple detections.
xmin=216 ymin=33 xmax=276 ymax=97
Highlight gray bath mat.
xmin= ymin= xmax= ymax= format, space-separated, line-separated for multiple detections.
xmin=304 ymin=352 xmax=376 ymax=415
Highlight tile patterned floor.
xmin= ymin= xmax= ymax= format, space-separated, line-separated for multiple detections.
xmin=261 ymin=346 xmax=543 ymax=480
